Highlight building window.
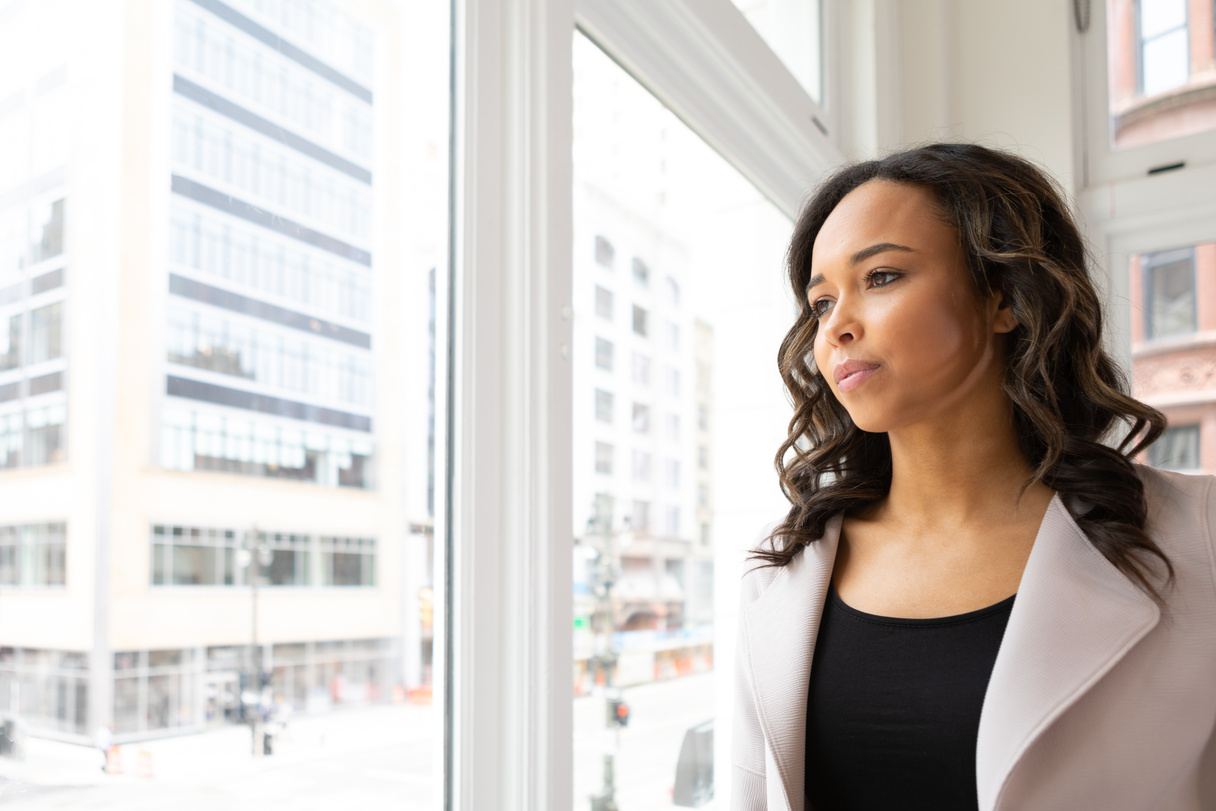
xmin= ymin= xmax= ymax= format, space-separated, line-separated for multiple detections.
xmin=665 ymin=275 xmax=681 ymax=307
xmin=0 ymin=647 xmax=89 ymax=736
xmin=700 ymin=522 xmax=711 ymax=546
xmin=595 ymin=234 xmax=615 ymax=267
xmin=666 ymin=320 xmax=680 ymax=351
xmin=1144 ymin=247 xmax=1195 ymax=339
xmin=631 ymin=500 xmax=650 ymax=534
xmin=698 ymin=483 xmax=709 ymax=508
xmin=595 ymin=285 xmax=614 ymax=319
xmin=632 ymin=352 xmax=651 ymax=385
xmin=1147 ymin=424 xmax=1201 ymax=470
xmin=320 ymin=536 xmax=376 ymax=586
xmin=0 ymin=314 xmax=21 ymax=372
xmin=0 ymin=522 xmax=66 ymax=586
xmin=665 ymin=458 xmax=680 ymax=489
xmin=595 ymin=337 xmax=614 ymax=371
xmin=632 ymin=450 xmax=651 ymax=482
xmin=151 ymin=525 xmax=239 ymax=586
xmin=698 ymin=443 xmax=709 ymax=470
xmin=666 ymin=366 xmax=681 ymax=397
xmin=595 ymin=389 xmax=614 ymax=423
xmin=665 ymin=413 xmax=680 ymax=440
xmin=632 ymin=304 xmax=648 ymax=337
xmin=30 ymin=301 xmax=62 ymax=363
xmin=697 ymin=404 xmax=709 ymax=431
xmin=631 ymin=257 xmax=650 ymax=286
xmin=1138 ymin=0 xmax=1188 ymax=97
xmin=595 ymin=441 xmax=613 ymax=475
xmin=632 ymin=402 xmax=650 ymax=433
xmin=664 ymin=505 xmax=680 ymax=536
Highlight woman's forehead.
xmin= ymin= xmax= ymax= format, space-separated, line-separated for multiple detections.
xmin=812 ymin=181 xmax=952 ymax=266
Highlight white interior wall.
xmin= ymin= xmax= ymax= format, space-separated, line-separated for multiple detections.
xmin=844 ymin=0 xmax=1080 ymax=193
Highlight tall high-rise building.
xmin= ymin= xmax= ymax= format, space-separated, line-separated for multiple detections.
xmin=0 ymin=0 xmax=439 ymax=744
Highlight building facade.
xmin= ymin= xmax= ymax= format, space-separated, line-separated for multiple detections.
xmin=0 ymin=0 xmax=437 ymax=743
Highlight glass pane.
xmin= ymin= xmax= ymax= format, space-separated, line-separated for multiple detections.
xmin=731 ymin=0 xmax=823 ymax=103
xmin=573 ymin=32 xmax=795 ymax=808
xmin=1131 ymin=241 xmax=1215 ymax=473
xmin=1106 ymin=0 xmax=1216 ymax=149
xmin=0 ymin=0 xmax=447 ymax=806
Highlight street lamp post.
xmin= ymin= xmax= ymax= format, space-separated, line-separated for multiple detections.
xmin=237 ymin=526 xmax=273 ymax=756
xmin=586 ymin=496 xmax=629 ymax=811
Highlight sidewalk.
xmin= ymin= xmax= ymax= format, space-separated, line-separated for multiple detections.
xmin=0 ymin=703 xmax=436 ymax=809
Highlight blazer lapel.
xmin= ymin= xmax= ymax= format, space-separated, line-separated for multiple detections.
xmin=975 ymin=494 xmax=1161 ymax=811
xmin=740 ymin=514 xmax=842 ymax=811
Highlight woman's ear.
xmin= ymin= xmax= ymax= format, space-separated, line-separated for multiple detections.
xmin=990 ymin=291 xmax=1018 ymax=334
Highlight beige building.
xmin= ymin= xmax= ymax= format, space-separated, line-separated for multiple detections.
xmin=0 ymin=0 xmax=436 ymax=743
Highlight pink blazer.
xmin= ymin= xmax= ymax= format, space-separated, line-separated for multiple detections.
xmin=731 ymin=466 xmax=1216 ymax=811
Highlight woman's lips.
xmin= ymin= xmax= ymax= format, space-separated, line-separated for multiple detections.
xmin=833 ymin=360 xmax=880 ymax=394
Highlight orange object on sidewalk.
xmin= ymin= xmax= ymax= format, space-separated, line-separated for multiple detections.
xmin=104 ymin=745 xmax=122 ymax=775
xmin=136 ymin=748 xmax=153 ymax=779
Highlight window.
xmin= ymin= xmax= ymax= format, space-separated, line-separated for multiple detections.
xmin=1147 ymin=424 xmax=1201 ymax=470
xmin=30 ymin=301 xmax=62 ymax=363
xmin=0 ymin=314 xmax=21 ymax=372
xmin=320 ymin=536 xmax=376 ymax=586
xmin=698 ymin=443 xmax=709 ymax=470
xmin=595 ymin=441 xmax=614 ymax=474
xmin=666 ymin=366 xmax=681 ymax=397
xmin=666 ymin=320 xmax=680 ymax=351
xmin=595 ymin=337 xmax=614 ymax=370
xmin=664 ymin=505 xmax=680 ymax=536
xmin=631 ymin=256 xmax=650 ymax=286
xmin=595 ymin=284 xmax=614 ymax=319
xmin=698 ymin=403 xmax=709 ymax=431
xmin=665 ymin=275 xmax=681 ymax=307
xmin=632 ymin=304 xmax=648 ymax=336
xmin=1137 ymin=0 xmax=1188 ymax=98
xmin=1143 ymin=248 xmax=1195 ymax=339
xmin=0 ymin=523 xmax=66 ymax=586
xmin=665 ymin=412 xmax=680 ymax=440
xmin=595 ymin=234 xmax=616 ymax=267
xmin=632 ymin=450 xmax=651 ymax=482
xmin=698 ymin=483 xmax=709 ymax=508
xmin=1101 ymin=0 xmax=1216 ymax=151
xmin=632 ymin=402 xmax=650 ymax=433
xmin=595 ymin=388 xmax=614 ymax=422
xmin=630 ymin=500 xmax=650 ymax=534
xmin=632 ymin=352 xmax=651 ymax=385
xmin=665 ymin=458 xmax=680 ymax=489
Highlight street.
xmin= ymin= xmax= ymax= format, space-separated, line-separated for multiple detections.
xmin=0 ymin=671 xmax=715 ymax=810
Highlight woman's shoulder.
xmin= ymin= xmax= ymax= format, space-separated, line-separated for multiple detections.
xmin=739 ymin=518 xmax=802 ymax=606
xmin=1136 ymin=463 xmax=1216 ymax=558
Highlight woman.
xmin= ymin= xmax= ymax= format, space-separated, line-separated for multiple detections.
xmin=731 ymin=143 xmax=1216 ymax=811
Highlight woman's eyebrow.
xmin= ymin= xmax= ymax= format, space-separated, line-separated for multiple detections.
xmin=805 ymin=243 xmax=915 ymax=292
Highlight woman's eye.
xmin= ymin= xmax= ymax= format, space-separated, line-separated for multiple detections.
xmin=809 ymin=298 xmax=833 ymax=319
xmin=867 ymin=269 xmax=900 ymax=287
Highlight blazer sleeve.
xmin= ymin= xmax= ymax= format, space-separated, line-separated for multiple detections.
xmin=731 ymin=563 xmax=770 ymax=810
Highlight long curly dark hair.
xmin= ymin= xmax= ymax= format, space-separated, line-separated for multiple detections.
xmin=753 ymin=143 xmax=1173 ymax=602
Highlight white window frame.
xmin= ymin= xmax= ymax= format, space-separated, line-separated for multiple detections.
xmin=450 ymin=0 xmax=840 ymax=808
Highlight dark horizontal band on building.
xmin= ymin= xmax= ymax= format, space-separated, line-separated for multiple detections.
xmin=173 ymin=75 xmax=372 ymax=184
xmin=167 ymin=375 xmax=372 ymax=432
xmin=0 ymin=371 xmax=63 ymax=403
xmin=171 ymin=175 xmax=371 ymax=266
xmin=169 ymin=274 xmax=372 ymax=349
xmin=186 ymin=0 xmax=373 ymax=104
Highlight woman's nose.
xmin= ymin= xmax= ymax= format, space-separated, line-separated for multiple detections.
xmin=821 ymin=300 xmax=861 ymax=346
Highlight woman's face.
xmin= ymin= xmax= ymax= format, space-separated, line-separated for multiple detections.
xmin=808 ymin=180 xmax=1016 ymax=434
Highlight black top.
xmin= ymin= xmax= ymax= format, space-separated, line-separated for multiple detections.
xmin=804 ymin=584 xmax=1015 ymax=811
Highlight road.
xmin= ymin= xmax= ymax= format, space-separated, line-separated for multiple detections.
xmin=0 ymin=672 xmax=716 ymax=810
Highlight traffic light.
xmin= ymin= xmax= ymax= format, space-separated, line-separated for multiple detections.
xmin=606 ymin=696 xmax=629 ymax=727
